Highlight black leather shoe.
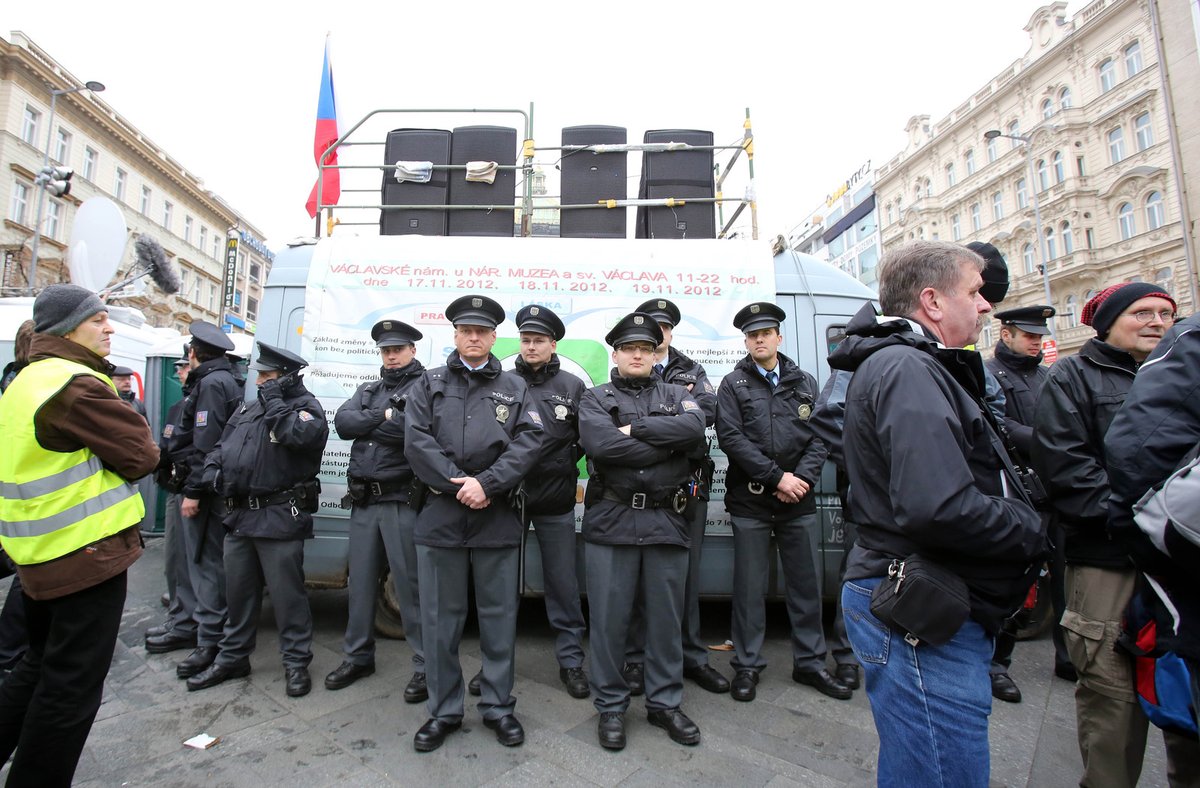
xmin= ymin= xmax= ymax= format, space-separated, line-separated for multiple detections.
xmin=835 ymin=664 xmax=860 ymax=690
xmin=286 ymin=667 xmax=312 ymax=697
xmin=621 ymin=662 xmax=644 ymax=696
xmin=792 ymin=667 xmax=852 ymax=700
xmin=730 ymin=669 xmax=759 ymax=702
xmin=1055 ymin=662 xmax=1078 ymax=682
xmin=186 ymin=660 xmax=251 ymax=691
xmin=145 ymin=629 xmax=197 ymax=654
xmin=597 ymin=712 xmax=626 ymax=750
xmin=413 ymin=718 xmax=461 ymax=752
xmin=404 ymin=672 xmax=428 ymax=703
xmin=468 ymin=670 xmax=482 ymax=696
xmin=647 ymin=708 xmax=700 ymax=746
xmin=991 ymin=672 xmax=1022 ymax=703
xmin=145 ymin=623 xmax=170 ymax=638
xmin=559 ymin=666 xmax=590 ymax=699
xmin=176 ymin=646 xmax=218 ymax=679
xmin=324 ymin=661 xmax=375 ymax=691
xmin=483 ymin=714 xmax=525 ymax=747
xmin=684 ymin=663 xmax=730 ymax=694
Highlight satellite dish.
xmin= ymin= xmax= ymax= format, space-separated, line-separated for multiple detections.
xmin=68 ymin=197 xmax=127 ymax=292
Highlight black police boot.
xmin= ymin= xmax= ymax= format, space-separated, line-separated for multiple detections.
xmin=483 ymin=714 xmax=525 ymax=747
xmin=730 ymin=669 xmax=759 ymax=702
xmin=621 ymin=662 xmax=644 ymax=696
xmin=286 ymin=667 xmax=312 ymax=697
xmin=404 ymin=672 xmax=428 ymax=703
xmin=647 ymin=707 xmax=701 ymax=746
xmin=413 ymin=718 xmax=461 ymax=753
xmin=835 ymin=663 xmax=860 ymax=690
xmin=684 ymin=663 xmax=730 ymax=694
xmin=991 ymin=672 xmax=1022 ymax=703
xmin=559 ymin=666 xmax=590 ymax=699
xmin=176 ymin=646 xmax=218 ymax=679
xmin=324 ymin=661 xmax=375 ymax=691
xmin=145 ymin=629 xmax=197 ymax=654
xmin=186 ymin=660 xmax=251 ymax=691
xmin=468 ymin=670 xmax=482 ymax=696
xmin=597 ymin=712 xmax=626 ymax=750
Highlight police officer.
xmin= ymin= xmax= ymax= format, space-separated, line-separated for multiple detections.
xmin=111 ymin=365 xmax=148 ymax=420
xmin=403 ymin=295 xmax=543 ymax=752
xmin=187 ymin=343 xmax=328 ymax=697
xmin=580 ymin=312 xmax=707 ymax=751
xmin=622 ymin=298 xmax=727 ymax=696
xmin=511 ymin=305 xmax=589 ymax=699
xmin=717 ymin=303 xmax=845 ymax=702
xmin=157 ymin=322 xmax=242 ymax=678
xmin=986 ymin=304 xmax=1060 ymax=702
xmin=325 ymin=320 xmax=427 ymax=702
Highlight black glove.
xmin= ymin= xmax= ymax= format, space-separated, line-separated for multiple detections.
xmin=258 ymin=377 xmax=283 ymax=402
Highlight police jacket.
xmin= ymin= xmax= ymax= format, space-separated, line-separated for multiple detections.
xmin=717 ymin=354 xmax=828 ymax=520
xmin=403 ymin=352 xmax=543 ymax=548
xmin=204 ymin=377 xmax=328 ymax=540
xmin=514 ymin=355 xmax=585 ymax=516
xmin=155 ymin=397 xmax=188 ymax=493
xmin=829 ymin=303 xmax=1044 ymax=634
xmin=168 ymin=357 xmax=242 ymax=499
xmin=1033 ymin=338 xmax=1138 ymax=568
xmin=579 ymin=371 xmax=706 ymax=548
xmin=334 ymin=360 xmax=425 ymax=504
xmin=986 ymin=342 xmax=1047 ymax=460
xmin=657 ymin=348 xmax=715 ymax=474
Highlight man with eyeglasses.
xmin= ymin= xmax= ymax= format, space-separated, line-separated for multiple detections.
xmin=1033 ymin=282 xmax=1194 ymax=787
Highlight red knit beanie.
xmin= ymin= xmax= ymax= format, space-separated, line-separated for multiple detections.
xmin=1081 ymin=282 xmax=1176 ymax=339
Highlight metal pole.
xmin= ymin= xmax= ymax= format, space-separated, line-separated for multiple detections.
xmin=1023 ymin=137 xmax=1055 ymax=339
xmin=26 ymin=89 xmax=57 ymax=294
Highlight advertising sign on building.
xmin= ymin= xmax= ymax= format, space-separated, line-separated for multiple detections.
xmin=222 ymin=234 xmax=240 ymax=317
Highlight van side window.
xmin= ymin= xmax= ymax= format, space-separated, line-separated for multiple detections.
xmin=826 ymin=325 xmax=848 ymax=355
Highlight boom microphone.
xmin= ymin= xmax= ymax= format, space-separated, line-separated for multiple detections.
xmin=134 ymin=234 xmax=180 ymax=294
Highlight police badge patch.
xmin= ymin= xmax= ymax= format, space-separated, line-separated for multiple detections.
xmin=682 ymin=400 xmax=699 ymax=411
xmin=797 ymin=404 xmax=812 ymax=420
xmin=495 ymin=404 xmax=510 ymax=423
xmin=195 ymin=410 xmax=208 ymax=427
xmin=298 ymin=411 xmax=314 ymax=422
xmin=163 ymin=424 xmax=174 ymax=438
xmin=554 ymin=404 xmax=568 ymax=421
xmin=527 ymin=410 xmax=543 ymax=427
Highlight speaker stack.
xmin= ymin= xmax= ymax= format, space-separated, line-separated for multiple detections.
xmin=560 ymin=125 xmax=627 ymax=239
xmin=379 ymin=128 xmax=451 ymax=236
xmin=635 ymin=129 xmax=715 ymax=240
xmin=447 ymin=125 xmax=518 ymax=237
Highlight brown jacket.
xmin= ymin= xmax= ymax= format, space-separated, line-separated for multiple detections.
xmin=16 ymin=334 xmax=159 ymax=600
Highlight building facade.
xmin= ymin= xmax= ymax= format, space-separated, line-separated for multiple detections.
xmin=874 ymin=0 xmax=1196 ymax=357
xmin=790 ymin=160 xmax=881 ymax=287
xmin=0 ymin=31 xmax=271 ymax=335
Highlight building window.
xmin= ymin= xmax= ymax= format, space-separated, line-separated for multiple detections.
xmin=249 ymin=262 xmax=261 ymax=283
xmin=247 ymin=296 xmax=259 ymax=321
xmin=951 ymin=214 xmax=961 ymax=241
xmin=1061 ymin=221 xmax=1074 ymax=254
xmin=1053 ymin=152 xmax=1065 ymax=184
xmin=1099 ymin=59 xmax=1116 ymax=92
xmin=965 ymin=149 xmax=976 ymax=176
xmin=162 ymin=201 xmax=173 ymax=230
xmin=212 ymin=234 xmax=221 ymax=260
xmin=1077 ymin=156 xmax=1087 ymax=177
xmin=179 ymin=268 xmax=189 ymax=299
xmin=21 ymin=106 xmax=40 ymax=145
xmin=199 ymin=226 xmax=208 ymax=253
xmin=46 ymin=200 xmax=62 ymax=240
xmin=140 ymin=185 xmax=152 ymax=216
xmin=193 ymin=273 xmax=202 ymax=304
xmin=209 ymin=283 xmax=217 ymax=312
xmin=1045 ymin=227 xmax=1057 ymax=260
xmin=1108 ymin=127 xmax=1126 ymax=164
xmin=945 ymin=162 xmax=957 ymax=188
xmin=1041 ymin=99 xmax=1054 ymax=120
xmin=1155 ymin=266 xmax=1173 ymax=293
xmin=1037 ymin=159 xmax=1049 ymax=191
xmin=1146 ymin=191 xmax=1164 ymax=229
xmin=1064 ymin=295 xmax=1079 ymax=328
xmin=986 ymin=135 xmax=998 ymax=164
xmin=1060 ymin=87 xmax=1073 ymax=110
xmin=992 ymin=191 xmax=1004 ymax=222
xmin=1118 ymin=202 xmax=1136 ymax=239
xmin=923 ymin=178 xmax=932 ymax=199
xmin=1008 ymin=121 xmax=1020 ymax=148
xmin=9 ymin=181 xmax=30 ymax=225
xmin=184 ymin=216 xmax=193 ymax=244
xmin=82 ymin=147 xmax=98 ymax=181
xmin=1022 ymin=243 xmax=1036 ymax=274
xmin=970 ymin=203 xmax=982 ymax=232
xmin=1086 ymin=227 xmax=1096 ymax=248
xmin=1124 ymin=41 xmax=1142 ymax=77
xmin=1016 ymin=177 xmax=1028 ymax=209
xmin=54 ymin=128 xmax=71 ymax=164
xmin=1135 ymin=113 xmax=1154 ymax=151
xmin=114 ymin=168 xmax=127 ymax=202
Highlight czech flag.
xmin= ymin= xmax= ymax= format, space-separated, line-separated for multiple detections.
xmin=305 ymin=36 xmax=340 ymax=218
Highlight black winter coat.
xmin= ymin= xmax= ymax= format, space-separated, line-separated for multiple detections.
xmin=1033 ymin=338 xmax=1138 ymax=567
xmin=829 ymin=303 xmax=1044 ymax=634
xmin=579 ymin=371 xmax=706 ymax=547
xmin=514 ymin=355 xmax=585 ymax=516
xmin=168 ymin=357 xmax=243 ymax=499
xmin=334 ymin=360 xmax=425 ymax=503
xmin=716 ymin=354 xmax=828 ymax=520
xmin=403 ymin=352 xmax=543 ymax=548
xmin=986 ymin=342 xmax=1047 ymax=461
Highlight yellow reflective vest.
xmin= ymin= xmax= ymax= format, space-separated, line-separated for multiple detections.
xmin=0 ymin=357 xmax=145 ymax=565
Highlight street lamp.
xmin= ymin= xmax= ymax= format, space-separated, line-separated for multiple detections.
xmin=27 ymin=80 xmax=106 ymax=294
xmin=984 ymin=128 xmax=1055 ymax=341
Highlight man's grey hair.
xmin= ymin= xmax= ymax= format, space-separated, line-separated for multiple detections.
xmin=878 ymin=241 xmax=985 ymax=318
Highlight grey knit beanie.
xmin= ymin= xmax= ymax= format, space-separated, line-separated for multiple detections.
xmin=33 ymin=284 xmax=106 ymax=336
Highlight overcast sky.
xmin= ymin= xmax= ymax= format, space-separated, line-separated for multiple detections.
xmin=4 ymin=0 xmax=1071 ymax=251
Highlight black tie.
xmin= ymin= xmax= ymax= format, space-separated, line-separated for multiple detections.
xmin=766 ymin=371 xmax=778 ymax=388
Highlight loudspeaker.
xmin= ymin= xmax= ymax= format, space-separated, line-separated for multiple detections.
xmin=560 ymin=125 xmax=627 ymax=239
xmin=448 ymin=125 xmax=517 ymax=237
xmin=635 ymin=129 xmax=715 ymax=240
xmin=380 ymin=128 xmax=451 ymax=236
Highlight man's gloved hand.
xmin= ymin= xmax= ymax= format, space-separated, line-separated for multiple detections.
xmin=258 ymin=377 xmax=283 ymax=402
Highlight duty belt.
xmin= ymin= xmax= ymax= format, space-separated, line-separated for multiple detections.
xmin=350 ymin=477 xmax=410 ymax=497
xmin=600 ymin=488 xmax=687 ymax=513
xmin=226 ymin=490 xmax=296 ymax=510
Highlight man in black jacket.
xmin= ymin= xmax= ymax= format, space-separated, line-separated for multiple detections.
xmin=403 ymin=295 xmax=543 ymax=753
xmin=325 ymin=320 xmax=427 ymax=701
xmin=580 ymin=312 xmax=707 ymax=751
xmin=511 ymin=305 xmax=589 ymax=699
xmin=1034 ymin=282 xmax=1197 ymax=787
xmin=188 ymin=343 xmax=328 ymax=697
xmin=717 ymin=302 xmax=842 ymax=703
xmin=832 ymin=241 xmax=1043 ymax=787
xmin=111 ymin=366 xmax=148 ymax=421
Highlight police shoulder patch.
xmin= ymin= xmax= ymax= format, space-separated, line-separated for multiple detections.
xmin=195 ymin=410 xmax=208 ymax=427
xmin=163 ymin=424 xmax=174 ymax=438
xmin=704 ymin=381 xmax=715 ymax=394
xmin=681 ymin=400 xmax=699 ymax=411
xmin=298 ymin=410 xmax=315 ymax=422
xmin=527 ymin=409 xmax=544 ymax=427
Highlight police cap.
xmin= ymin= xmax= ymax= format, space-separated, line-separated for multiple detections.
xmin=173 ymin=358 xmax=189 ymax=368
xmin=634 ymin=298 xmax=681 ymax=328
xmin=605 ymin=312 xmax=664 ymax=348
xmin=445 ymin=295 xmax=505 ymax=329
xmin=514 ymin=304 xmax=565 ymax=340
xmin=111 ymin=366 xmax=134 ymax=377
xmin=995 ymin=305 xmax=1056 ymax=335
xmin=733 ymin=302 xmax=786 ymax=334
xmin=188 ymin=320 xmax=235 ymax=352
xmin=371 ymin=319 xmax=422 ymax=348
xmin=249 ymin=342 xmax=308 ymax=374
xmin=966 ymin=242 xmax=1010 ymax=305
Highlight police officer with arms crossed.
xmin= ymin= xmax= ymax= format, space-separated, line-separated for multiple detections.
xmin=187 ymin=343 xmax=328 ymax=697
xmin=717 ymin=303 xmax=846 ymax=702
xmin=403 ymin=295 xmax=543 ymax=752
xmin=580 ymin=312 xmax=707 ymax=750
xmin=325 ymin=320 xmax=427 ymax=702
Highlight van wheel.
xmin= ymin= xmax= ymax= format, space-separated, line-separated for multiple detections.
xmin=374 ymin=571 xmax=406 ymax=640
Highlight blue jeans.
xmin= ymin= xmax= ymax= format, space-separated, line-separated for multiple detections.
xmin=842 ymin=578 xmax=993 ymax=788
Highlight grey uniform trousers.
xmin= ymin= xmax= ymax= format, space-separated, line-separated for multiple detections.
xmin=343 ymin=502 xmax=423 ymax=668
xmin=417 ymin=544 xmax=519 ymax=723
xmin=182 ymin=496 xmax=228 ymax=647
xmin=588 ymin=542 xmax=688 ymax=713
xmin=217 ymin=534 xmax=313 ymax=669
xmin=163 ymin=493 xmax=198 ymax=636
xmin=730 ymin=513 xmax=827 ymax=672
xmin=625 ymin=501 xmax=709 ymax=669
xmin=529 ymin=511 xmax=586 ymax=669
